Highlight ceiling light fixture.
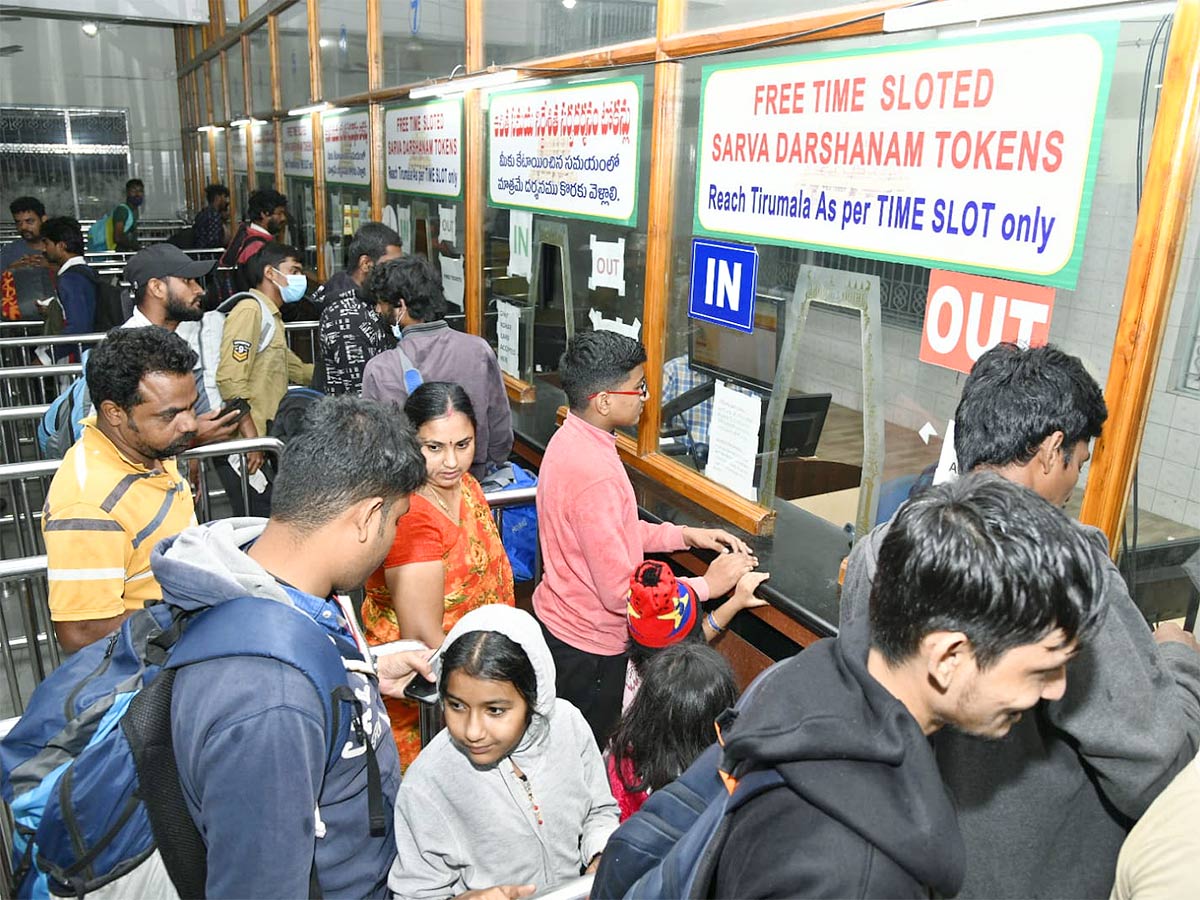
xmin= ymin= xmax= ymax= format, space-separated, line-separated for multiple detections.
xmin=81 ymin=22 xmax=99 ymax=37
xmin=287 ymin=101 xmax=337 ymax=116
xmin=410 ymin=68 xmax=521 ymax=99
xmin=562 ymin=0 xmax=578 ymax=9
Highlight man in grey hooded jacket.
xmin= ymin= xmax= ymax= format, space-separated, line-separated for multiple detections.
xmin=840 ymin=343 xmax=1200 ymax=898
xmin=153 ymin=397 xmax=432 ymax=898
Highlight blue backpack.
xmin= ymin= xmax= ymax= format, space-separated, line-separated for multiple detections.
xmin=479 ymin=461 xmax=538 ymax=582
xmin=591 ymin=660 xmax=789 ymax=900
xmin=0 ymin=596 xmax=379 ymax=899
xmin=36 ymin=351 xmax=91 ymax=459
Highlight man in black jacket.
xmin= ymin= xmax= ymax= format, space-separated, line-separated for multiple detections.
xmin=715 ymin=473 xmax=1107 ymax=899
xmin=840 ymin=343 xmax=1200 ymax=898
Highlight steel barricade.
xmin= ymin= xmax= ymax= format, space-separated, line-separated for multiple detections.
xmin=0 ymin=364 xmax=81 ymax=409
xmin=0 ymin=405 xmax=51 ymax=466
xmin=284 ymin=320 xmax=320 ymax=361
xmin=0 ymin=556 xmax=55 ymax=718
xmin=0 ymin=332 xmax=106 ymax=369
xmin=184 ymin=436 xmax=286 ymax=521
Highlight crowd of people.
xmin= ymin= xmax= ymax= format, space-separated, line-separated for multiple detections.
xmin=2 ymin=184 xmax=1199 ymax=899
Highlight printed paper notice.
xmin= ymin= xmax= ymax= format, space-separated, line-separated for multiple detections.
xmin=705 ymin=380 xmax=762 ymax=501
xmin=508 ymin=210 xmax=532 ymax=279
xmin=384 ymin=98 xmax=463 ymax=199
xmin=396 ymin=206 xmax=413 ymax=254
xmin=438 ymin=205 xmax=457 ymax=244
xmin=281 ymin=116 xmax=315 ymax=179
xmin=323 ymin=110 xmax=371 ymax=186
xmin=933 ymin=420 xmax=959 ymax=485
xmin=496 ymin=299 xmax=521 ymax=377
xmin=588 ymin=235 xmax=625 ymax=295
xmin=440 ymin=254 xmax=464 ymax=308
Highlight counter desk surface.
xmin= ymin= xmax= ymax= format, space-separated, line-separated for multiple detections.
xmin=509 ymin=385 xmax=849 ymax=650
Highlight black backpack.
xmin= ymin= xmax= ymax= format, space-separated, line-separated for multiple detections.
xmin=206 ymin=224 xmax=270 ymax=311
xmin=93 ymin=275 xmax=128 ymax=332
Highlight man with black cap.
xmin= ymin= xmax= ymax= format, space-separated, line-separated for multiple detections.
xmin=123 ymin=244 xmax=243 ymax=446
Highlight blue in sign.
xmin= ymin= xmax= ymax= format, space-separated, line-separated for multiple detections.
xmin=688 ymin=239 xmax=758 ymax=334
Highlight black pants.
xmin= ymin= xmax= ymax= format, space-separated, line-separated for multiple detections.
xmin=538 ymin=619 xmax=626 ymax=748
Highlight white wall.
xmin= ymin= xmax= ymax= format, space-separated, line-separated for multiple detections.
xmin=0 ymin=15 xmax=186 ymax=217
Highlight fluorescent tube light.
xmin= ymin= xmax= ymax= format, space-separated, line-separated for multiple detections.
xmin=410 ymin=68 xmax=521 ymax=99
xmin=229 ymin=118 xmax=252 ymax=128
xmin=884 ymin=0 xmax=1175 ymax=33
xmin=196 ymin=125 xmax=225 ymax=133
xmin=287 ymin=102 xmax=334 ymax=116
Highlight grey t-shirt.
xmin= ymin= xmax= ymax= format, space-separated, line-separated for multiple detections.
xmin=0 ymin=238 xmax=42 ymax=272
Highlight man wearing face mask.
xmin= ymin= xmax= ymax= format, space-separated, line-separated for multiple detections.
xmin=313 ymin=222 xmax=403 ymax=395
xmin=217 ymin=242 xmax=314 ymax=452
xmin=43 ymin=326 xmax=200 ymax=653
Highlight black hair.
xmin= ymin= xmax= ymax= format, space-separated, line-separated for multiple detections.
xmin=625 ymin=614 xmax=704 ymax=677
xmin=41 ymin=217 xmax=84 ymax=255
xmin=247 ymin=188 xmax=288 ymax=224
xmin=348 ymin=222 xmax=402 ymax=273
xmin=870 ymin=471 xmax=1106 ymax=671
xmin=244 ymin=242 xmax=301 ymax=288
xmin=86 ymin=326 xmax=198 ymax=412
xmin=205 ymin=183 xmax=230 ymax=204
xmin=955 ymin=343 xmax=1107 ymax=473
xmin=404 ymin=381 xmax=477 ymax=432
xmin=125 ymin=179 xmax=144 ymax=192
xmin=439 ymin=630 xmax=538 ymax=727
xmin=9 ymin=196 xmax=44 ymax=218
xmin=271 ymin=397 xmax=427 ymax=532
xmin=609 ymin=642 xmax=737 ymax=795
xmin=560 ymin=330 xmax=648 ymax=411
xmin=366 ymin=255 xmax=446 ymax=322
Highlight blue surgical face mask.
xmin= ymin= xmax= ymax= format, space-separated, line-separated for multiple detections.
xmin=274 ymin=270 xmax=307 ymax=304
xmin=391 ymin=323 xmax=402 ymax=339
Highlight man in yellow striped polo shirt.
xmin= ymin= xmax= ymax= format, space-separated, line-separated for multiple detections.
xmin=44 ymin=327 xmax=200 ymax=652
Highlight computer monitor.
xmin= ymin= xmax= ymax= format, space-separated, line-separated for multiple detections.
xmin=688 ymin=293 xmax=785 ymax=392
xmin=764 ymin=392 xmax=832 ymax=459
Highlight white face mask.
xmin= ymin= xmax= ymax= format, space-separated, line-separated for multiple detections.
xmin=271 ymin=267 xmax=307 ymax=303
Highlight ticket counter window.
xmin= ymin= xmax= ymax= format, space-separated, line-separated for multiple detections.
xmin=278 ymin=3 xmax=312 ymax=115
xmin=383 ymin=0 xmax=465 ymax=88
xmin=285 ymin=178 xmax=318 ymax=273
xmin=483 ymin=67 xmax=654 ymax=433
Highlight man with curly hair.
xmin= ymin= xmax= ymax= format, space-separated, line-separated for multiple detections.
xmin=43 ymin=326 xmax=200 ymax=652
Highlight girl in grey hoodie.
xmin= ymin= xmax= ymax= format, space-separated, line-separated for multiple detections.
xmin=389 ymin=606 xmax=619 ymax=899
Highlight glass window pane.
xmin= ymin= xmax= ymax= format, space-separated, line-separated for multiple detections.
xmin=248 ymin=25 xmax=272 ymax=115
xmin=228 ymin=47 xmax=246 ymax=120
xmin=212 ymin=128 xmax=227 ymax=183
xmin=252 ymin=120 xmax=276 ymax=185
xmin=72 ymin=153 xmax=130 ymax=220
xmin=383 ymin=0 xmax=464 ymax=88
xmin=224 ymin=0 xmax=240 ymax=26
xmin=682 ymin=0 xmax=869 ymax=32
xmin=320 ymin=2 xmax=368 ymax=100
xmin=209 ymin=58 xmax=225 ymax=121
xmin=485 ymin=0 xmax=655 ymax=66
xmin=67 ymin=110 xmax=128 ymax=145
xmin=481 ymin=67 xmax=653 ymax=427
xmin=0 ymin=108 xmax=67 ymax=144
xmin=278 ymin=2 xmax=312 ymax=113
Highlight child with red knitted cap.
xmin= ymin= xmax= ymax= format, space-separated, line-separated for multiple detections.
xmin=621 ymin=560 xmax=768 ymax=709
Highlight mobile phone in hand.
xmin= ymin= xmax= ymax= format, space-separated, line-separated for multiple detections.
xmin=217 ymin=398 xmax=251 ymax=424
xmin=403 ymin=674 xmax=440 ymax=705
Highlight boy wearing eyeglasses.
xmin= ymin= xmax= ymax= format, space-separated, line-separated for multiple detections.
xmin=532 ymin=330 xmax=760 ymax=745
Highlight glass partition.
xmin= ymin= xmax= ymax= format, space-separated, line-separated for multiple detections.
xmin=278 ymin=2 xmax=312 ymax=114
xmin=320 ymin=0 xmax=368 ymax=100
xmin=281 ymin=115 xmax=318 ymax=271
xmin=223 ymin=0 xmax=240 ymax=28
xmin=483 ymin=68 xmax=653 ymax=424
xmin=683 ymin=0 xmax=840 ymax=31
xmin=209 ymin=58 xmax=225 ymax=122
xmin=252 ymin=120 xmax=277 ymax=192
xmin=227 ymin=46 xmax=246 ymax=121
xmin=322 ymin=106 xmax=372 ymax=276
xmin=383 ymin=0 xmax=465 ymax=87
xmin=211 ymin=127 xmax=227 ymax=186
xmin=230 ymin=123 xmax=250 ymax=216
xmin=485 ymin=0 xmax=656 ymax=66
xmin=249 ymin=24 xmax=273 ymax=116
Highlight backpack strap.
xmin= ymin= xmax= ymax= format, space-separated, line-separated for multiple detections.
xmin=217 ymin=292 xmax=278 ymax=352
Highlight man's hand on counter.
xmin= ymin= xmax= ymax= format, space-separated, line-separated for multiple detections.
xmin=682 ymin=525 xmax=754 ymax=557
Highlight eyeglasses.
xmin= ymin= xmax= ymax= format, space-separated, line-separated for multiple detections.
xmin=588 ymin=381 xmax=649 ymax=400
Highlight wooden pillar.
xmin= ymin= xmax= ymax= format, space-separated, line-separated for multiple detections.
xmin=464 ymin=0 xmax=485 ymax=337
xmin=636 ymin=0 xmax=684 ymax=455
xmin=242 ymin=36 xmax=255 ymax=186
xmin=367 ymin=0 xmax=384 ymax=221
xmin=308 ymin=0 xmax=328 ymax=280
xmin=1080 ymin=0 xmax=1200 ymax=549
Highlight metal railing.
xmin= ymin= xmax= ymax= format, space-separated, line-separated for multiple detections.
xmin=0 ymin=363 xmax=80 ymax=409
xmin=0 ymin=332 xmax=106 ymax=369
xmin=0 ymin=404 xmax=50 ymax=466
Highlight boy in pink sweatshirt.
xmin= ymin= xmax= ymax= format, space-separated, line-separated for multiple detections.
xmin=532 ymin=330 xmax=758 ymax=743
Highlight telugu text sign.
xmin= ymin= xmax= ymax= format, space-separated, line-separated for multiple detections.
xmin=324 ymin=110 xmax=371 ymax=187
xmin=385 ymin=99 xmax=463 ymax=199
xmin=918 ymin=269 xmax=1055 ymax=375
xmin=488 ymin=76 xmax=642 ymax=226
xmin=695 ymin=25 xmax=1116 ymax=289
xmin=281 ymin=116 xmax=314 ymax=179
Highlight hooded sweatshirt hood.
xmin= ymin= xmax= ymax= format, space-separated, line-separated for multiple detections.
xmin=719 ymin=628 xmax=965 ymax=897
xmin=151 ymin=517 xmax=297 ymax=613
xmin=441 ymin=605 xmax=557 ymax=761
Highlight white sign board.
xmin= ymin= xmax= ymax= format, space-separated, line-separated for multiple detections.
xmin=439 ymin=205 xmax=457 ymax=244
xmin=230 ymin=126 xmax=248 ymax=173
xmin=588 ymin=235 xmax=626 ymax=295
xmin=281 ymin=116 xmax=314 ymax=179
xmin=705 ymin=380 xmax=762 ymax=501
xmin=488 ymin=76 xmax=643 ymax=226
xmin=440 ymin=254 xmax=464 ymax=309
xmin=251 ymin=121 xmax=275 ymax=174
xmin=496 ymin=299 xmax=522 ymax=377
xmin=695 ymin=26 xmax=1117 ymax=289
xmin=323 ymin=110 xmax=371 ymax=187
xmin=385 ymin=99 xmax=463 ymax=199
xmin=508 ymin=210 xmax=533 ymax=279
